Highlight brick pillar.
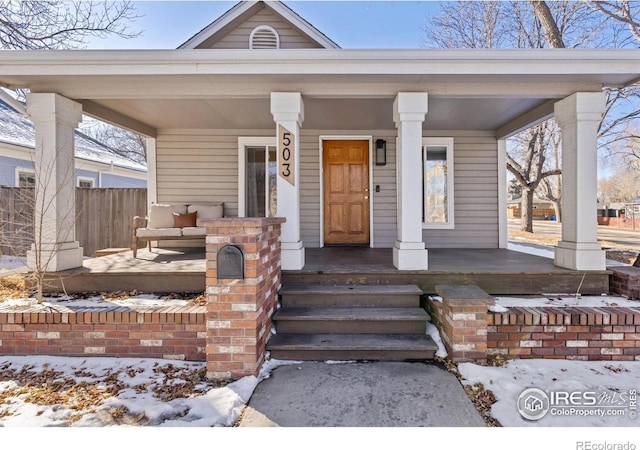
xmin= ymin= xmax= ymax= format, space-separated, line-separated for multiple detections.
xmin=436 ymin=285 xmax=495 ymax=362
xmin=201 ymin=217 xmax=285 ymax=380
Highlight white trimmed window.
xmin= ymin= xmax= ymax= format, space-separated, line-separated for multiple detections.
xmin=422 ymin=138 xmax=454 ymax=229
xmin=249 ymin=25 xmax=280 ymax=49
xmin=16 ymin=169 xmax=35 ymax=188
xmin=77 ymin=177 xmax=95 ymax=188
xmin=238 ymin=137 xmax=277 ymax=217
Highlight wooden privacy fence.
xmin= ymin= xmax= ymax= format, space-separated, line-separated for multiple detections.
xmin=0 ymin=187 xmax=147 ymax=257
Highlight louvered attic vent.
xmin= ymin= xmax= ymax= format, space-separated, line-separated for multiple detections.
xmin=250 ymin=25 xmax=280 ymax=49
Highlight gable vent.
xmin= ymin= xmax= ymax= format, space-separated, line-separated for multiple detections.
xmin=250 ymin=25 xmax=280 ymax=49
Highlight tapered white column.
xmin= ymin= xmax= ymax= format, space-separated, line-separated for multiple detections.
xmin=26 ymin=93 xmax=83 ymax=272
xmin=393 ymin=92 xmax=429 ymax=270
xmin=554 ymin=92 xmax=606 ymax=271
xmin=271 ymin=92 xmax=304 ymax=270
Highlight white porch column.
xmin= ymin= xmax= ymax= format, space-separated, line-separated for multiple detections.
xmin=554 ymin=92 xmax=606 ymax=271
xmin=393 ymin=92 xmax=429 ymax=270
xmin=26 ymin=93 xmax=83 ymax=272
xmin=270 ymin=92 xmax=304 ymax=270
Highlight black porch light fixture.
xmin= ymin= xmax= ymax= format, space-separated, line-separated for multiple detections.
xmin=375 ymin=139 xmax=387 ymax=166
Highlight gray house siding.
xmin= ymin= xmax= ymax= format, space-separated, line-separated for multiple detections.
xmin=201 ymin=6 xmax=323 ymax=49
xmin=0 ymin=154 xmax=30 ymax=186
xmin=155 ymin=128 xmax=499 ymax=250
xmin=0 ymin=153 xmax=146 ymax=188
xmin=101 ymin=173 xmax=146 ymax=188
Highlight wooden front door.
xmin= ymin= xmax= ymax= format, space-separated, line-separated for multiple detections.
xmin=323 ymin=140 xmax=370 ymax=245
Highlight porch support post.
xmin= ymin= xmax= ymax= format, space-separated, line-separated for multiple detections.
xmin=271 ymin=92 xmax=305 ymax=270
xmin=554 ymin=92 xmax=606 ymax=271
xmin=497 ymin=139 xmax=508 ymax=249
xmin=393 ymin=92 xmax=429 ymax=270
xmin=26 ymin=93 xmax=83 ymax=272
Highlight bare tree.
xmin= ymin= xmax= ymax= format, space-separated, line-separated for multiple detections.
xmin=79 ymin=119 xmax=147 ymax=165
xmin=592 ymin=1 xmax=640 ymax=41
xmin=424 ymin=0 xmax=639 ymax=231
xmin=0 ymin=1 xmax=140 ymax=50
xmin=598 ymin=166 xmax=640 ymax=203
xmin=507 ymin=121 xmax=561 ymax=231
xmin=531 ymin=1 xmax=566 ymax=48
xmin=539 ymin=123 xmax=563 ymax=221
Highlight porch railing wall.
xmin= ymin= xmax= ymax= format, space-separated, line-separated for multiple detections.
xmin=0 ymin=187 xmax=147 ymax=257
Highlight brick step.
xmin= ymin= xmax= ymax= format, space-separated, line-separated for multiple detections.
xmin=273 ymin=307 xmax=430 ymax=334
xmin=267 ymin=333 xmax=437 ymax=361
xmin=279 ymin=284 xmax=423 ymax=308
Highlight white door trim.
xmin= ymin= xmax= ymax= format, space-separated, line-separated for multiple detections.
xmin=318 ymin=135 xmax=374 ymax=248
xmin=237 ymin=136 xmax=276 ymax=217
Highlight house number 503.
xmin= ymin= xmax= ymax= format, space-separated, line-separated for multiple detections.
xmin=278 ymin=124 xmax=295 ymax=186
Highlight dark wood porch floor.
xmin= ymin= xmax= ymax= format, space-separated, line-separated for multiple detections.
xmin=41 ymin=246 xmax=611 ymax=296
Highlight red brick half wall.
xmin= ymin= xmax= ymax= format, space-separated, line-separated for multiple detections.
xmin=0 ymin=306 xmax=206 ymax=360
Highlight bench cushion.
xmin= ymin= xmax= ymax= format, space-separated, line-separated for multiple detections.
xmin=148 ymin=204 xmax=188 ymax=228
xmin=188 ymin=203 xmax=223 ymax=220
xmin=181 ymin=226 xmax=207 ymax=237
xmin=136 ymin=227 xmax=182 ymax=238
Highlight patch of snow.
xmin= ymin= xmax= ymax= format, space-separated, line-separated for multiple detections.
xmin=458 ymin=359 xmax=640 ymax=427
xmin=0 ymin=294 xmax=190 ymax=309
xmin=508 ymin=241 xmax=628 ymax=266
xmin=0 ymin=255 xmax=26 ymax=272
xmin=488 ymin=304 xmax=509 ymax=313
xmin=495 ymin=295 xmax=637 ymax=308
xmin=426 ymin=322 xmax=447 ymax=358
xmin=508 ymin=242 xmax=554 ymax=259
xmin=428 ymin=295 xmax=443 ymax=303
xmin=0 ymin=355 xmax=298 ymax=428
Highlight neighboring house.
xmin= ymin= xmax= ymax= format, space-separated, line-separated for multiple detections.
xmin=507 ymin=195 xmax=556 ymax=220
xmin=0 ymin=0 xmax=638 ymax=273
xmin=0 ymin=96 xmax=147 ymax=189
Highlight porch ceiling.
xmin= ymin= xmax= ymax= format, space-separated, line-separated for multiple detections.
xmin=82 ymin=96 xmax=545 ymax=132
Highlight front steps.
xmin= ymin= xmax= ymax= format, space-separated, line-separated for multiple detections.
xmin=267 ymin=284 xmax=437 ymax=361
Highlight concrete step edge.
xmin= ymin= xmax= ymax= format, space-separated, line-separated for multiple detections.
xmin=273 ymin=307 xmax=431 ymax=322
xmin=279 ymin=284 xmax=424 ymax=296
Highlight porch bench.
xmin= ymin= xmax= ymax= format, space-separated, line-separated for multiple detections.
xmin=132 ymin=202 xmax=224 ymax=258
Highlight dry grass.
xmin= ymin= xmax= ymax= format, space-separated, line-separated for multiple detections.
xmin=509 ymin=229 xmax=639 ymax=264
xmin=0 ymin=361 xmax=229 ymax=425
xmin=0 ymin=274 xmax=27 ymax=299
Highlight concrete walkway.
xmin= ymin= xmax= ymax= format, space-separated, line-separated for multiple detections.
xmin=237 ymin=361 xmax=486 ymax=427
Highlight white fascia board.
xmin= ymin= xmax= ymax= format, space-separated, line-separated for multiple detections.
xmin=0 ymin=49 xmax=639 ymax=80
xmin=75 ymin=157 xmax=147 ymax=179
xmin=0 ymin=141 xmax=32 ymax=159
xmin=0 ymin=88 xmax=26 ymax=114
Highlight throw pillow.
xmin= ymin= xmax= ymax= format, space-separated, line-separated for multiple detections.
xmin=173 ymin=211 xmax=197 ymax=228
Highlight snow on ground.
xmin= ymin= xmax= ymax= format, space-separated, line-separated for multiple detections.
xmin=508 ymin=242 xmax=627 ymax=266
xmin=508 ymin=242 xmax=556 ymax=259
xmin=0 ymin=255 xmax=25 ymax=273
xmin=0 ymin=355 xmax=299 ymax=428
xmin=458 ymin=359 xmax=640 ymax=427
xmin=0 ymin=293 xmax=194 ymax=309
xmin=490 ymin=294 xmax=638 ymax=312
